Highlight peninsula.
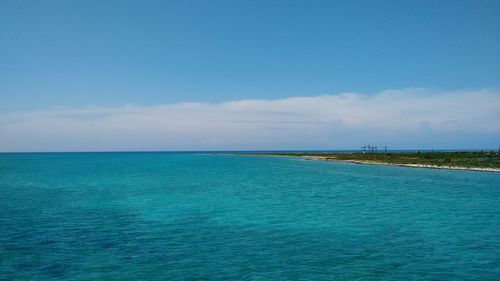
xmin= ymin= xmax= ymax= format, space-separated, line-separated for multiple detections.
xmin=244 ymin=151 xmax=500 ymax=172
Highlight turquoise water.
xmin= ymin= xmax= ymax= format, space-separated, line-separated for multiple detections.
xmin=1 ymin=153 xmax=499 ymax=280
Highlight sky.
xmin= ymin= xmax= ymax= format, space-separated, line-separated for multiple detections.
xmin=1 ymin=0 xmax=499 ymax=151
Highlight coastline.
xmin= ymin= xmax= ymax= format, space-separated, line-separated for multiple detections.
xmin=228 ymin=153 xmax=500 ymax=173
xmin=299 ymin=155 xmax=500 ymax=173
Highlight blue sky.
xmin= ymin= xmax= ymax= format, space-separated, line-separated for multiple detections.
xmin=1 ymin=0 xmax=499 ymax=151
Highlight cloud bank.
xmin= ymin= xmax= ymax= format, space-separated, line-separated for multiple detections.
xmin=1 ymin=88 xmax=499 ymax=152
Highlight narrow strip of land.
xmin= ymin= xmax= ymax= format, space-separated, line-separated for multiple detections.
xmin=242 ymin=151 xmax=500 ymax=173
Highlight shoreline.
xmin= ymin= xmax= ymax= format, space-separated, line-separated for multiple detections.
xmin=228 ymin=153 xmax=500 ymax=173
xmin=300 ymin=156 xmax=500 ymax=173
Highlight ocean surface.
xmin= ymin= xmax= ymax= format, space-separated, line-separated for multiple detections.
xmin=1 ymin=152 xmax=499 ymax=280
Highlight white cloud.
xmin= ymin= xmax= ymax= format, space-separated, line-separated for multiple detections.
xmin=1 ymin=88 xmax=499 ymax=151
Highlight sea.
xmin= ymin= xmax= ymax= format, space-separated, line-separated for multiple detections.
xmin=1 ymin=152 xmax=499 ymax=280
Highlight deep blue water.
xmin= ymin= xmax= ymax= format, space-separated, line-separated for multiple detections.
xmin=1 ymin=153 xmax=499 ymax=280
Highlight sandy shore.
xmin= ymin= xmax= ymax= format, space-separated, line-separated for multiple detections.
xmin=300 ymin=155 xmax=500 ymax=173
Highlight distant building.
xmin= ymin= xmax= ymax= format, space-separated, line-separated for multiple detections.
xmin=361 ymin=145 xmax=377 ymax=154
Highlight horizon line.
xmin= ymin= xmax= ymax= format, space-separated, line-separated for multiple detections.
xmin=1 ymin=148 xmax=499 ymax=154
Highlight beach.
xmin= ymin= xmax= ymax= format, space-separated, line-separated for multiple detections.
xmin=300 ymin=155 xmax=500 ymax=173
xmin=236 ymin=151 xmax=500 ymax=173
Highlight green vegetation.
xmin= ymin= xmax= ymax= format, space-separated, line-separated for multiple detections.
xmin=251 ymin=151 xmax=500 ymax=169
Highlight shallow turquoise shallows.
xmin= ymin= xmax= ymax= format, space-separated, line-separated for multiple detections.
xmin=1 ymin=153 xmax=499 ymax=280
